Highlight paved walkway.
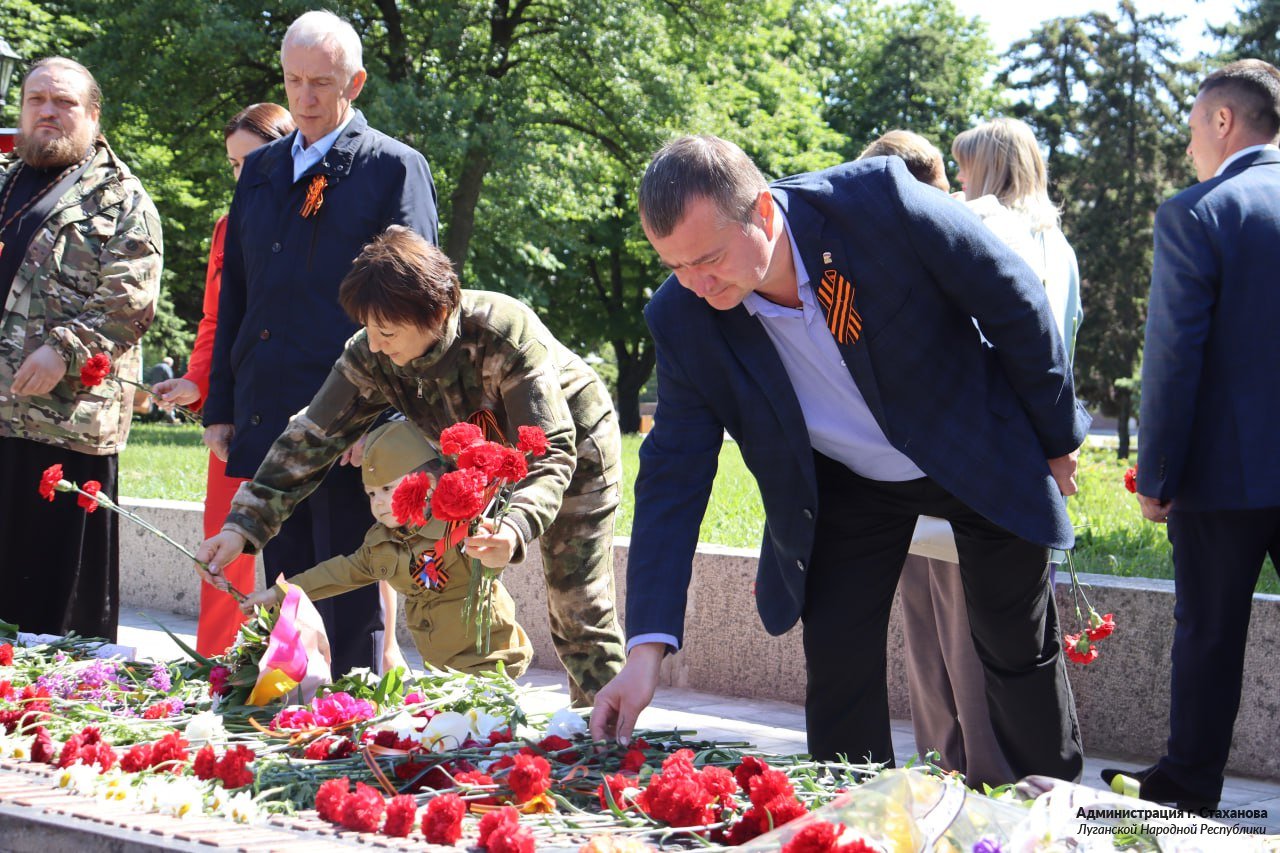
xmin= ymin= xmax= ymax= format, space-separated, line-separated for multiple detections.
xmin=118 ymin=607 xmax=1280 ymax=835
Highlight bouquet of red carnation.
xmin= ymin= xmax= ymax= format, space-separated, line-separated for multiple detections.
xmin=391 ymin=417 xmax=549 ymax=653
xmin=1062 ymin=550 xmax=1117 ymax=665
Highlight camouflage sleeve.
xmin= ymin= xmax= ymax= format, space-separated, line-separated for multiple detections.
xmin=495 ymin=337 xmax=577 ymax=546
xmin=285 ymin=547 xmax=379 ymax=601
xmin=43 ymin=183 xmax=163 ymax=372
xmin=223 ymin=354 xmax=388 ymax=551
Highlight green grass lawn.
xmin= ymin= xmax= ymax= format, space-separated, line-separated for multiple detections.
xmin=122 ymin=424 xmax=1279 ymax=593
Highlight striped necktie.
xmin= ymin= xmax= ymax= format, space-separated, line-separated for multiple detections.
xmin=816 ymin=268 xmax=862 ymax=345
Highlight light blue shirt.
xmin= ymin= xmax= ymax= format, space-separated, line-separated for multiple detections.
xmin=628 ymin=211 xmax=923 ymax=654
xmin=291 ymin=111 xmax=356 ymax=183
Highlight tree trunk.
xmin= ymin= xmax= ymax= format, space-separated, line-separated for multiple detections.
xmin=443 ymin=145 xmax=492 ymax=274
xmin=1116 ymin=389 xmax=1131 ymax=460
xmin=613 ymin=338 xmax=655 ymax=434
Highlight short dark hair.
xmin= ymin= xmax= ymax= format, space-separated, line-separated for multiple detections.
xmin=638 ymin=135 xmax=768 ymax=238
xmin=224 ymin=103 xmax=295 ymax=142
xmin=22 ymin=57 xmax=102 ymax=114
xmin=1199 ymin=59 xmax=1280 ymax=139
xmin=339 ymin=226 xmax=461 ymax=330
xmin=858 ymin=130 xmax=945 ymax=186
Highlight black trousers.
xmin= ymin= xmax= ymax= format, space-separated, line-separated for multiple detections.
xmin=0 ymin=436 xmax=119 ymax=641
xmin=1159 ymin=506 xmax=1280 ymax=800
xmin=262 ymin=461 xmax=381 ymax=678
xmin=803 ymin=452 xmax=1083 ymax=781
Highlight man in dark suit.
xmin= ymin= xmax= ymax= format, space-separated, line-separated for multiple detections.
xmin=1101 ymin=59 xmax=1280 ymax=812
xmin=590 ymin=135 xmax=1089 ymax=782
xmin=202 ymin=10 xmax=437 ymax=676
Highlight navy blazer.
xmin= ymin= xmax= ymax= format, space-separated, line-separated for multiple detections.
xmin=1138 ymin=148 xmax=1280 ymax=511
xmin=205 ymin=111 xmax=438 ymax=477
xmin=628 ymin=157 xmax=1090 ymax=643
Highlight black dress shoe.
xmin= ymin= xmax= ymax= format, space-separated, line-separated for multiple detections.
xmin=1138 ymin=767 xmax=1219 ymax=814
xmin=1100 ymin=764 xmax=1154 ymax=787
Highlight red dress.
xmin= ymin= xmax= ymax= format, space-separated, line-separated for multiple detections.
xmin=188 ymin=216 xmax=256 ymax=656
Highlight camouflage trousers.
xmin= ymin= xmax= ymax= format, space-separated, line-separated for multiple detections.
xmin=539 ymin=416 xmax=627 ymax=705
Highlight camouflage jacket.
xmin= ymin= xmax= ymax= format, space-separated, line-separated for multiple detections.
xmin=0 ymin=138 xmax=163 ymax=455
xmin=226 ymin=290 xmax=620 ymax=553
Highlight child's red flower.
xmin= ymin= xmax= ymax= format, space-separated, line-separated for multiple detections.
xmin=340 ymin=781 xmax=386 ymax=832
xmin=506 ymin=753 xmax=552 ymax=803
xmin=431 ymin=468 xmax=489 ymax=521
xmin=1086 ymin=612 xmax=1116 ymax=642
xmin=315 ymin=776 xmax=350 ymax=823
xmin=0 ymin=643 xmax=12 ymax=666
xmin=457 ymin=440 xmax=508 ymax=479
xmin=440 ymin=422 xmax=485 ymax=455
xmin=392 ymin=471 xmax=432 ymax=527
xmin=382 ymin=794 xmax=416 ymax=838
xmin=1124 ymin=466 xmax=1138 ymax=494
xmin=495 ymin=447 xmax=529 ymax=481
xmin=421 ymin=792 xmax=466 ymax=844
xmin=516 ymin=426 xmax=549 ymax=456
xmin=77 ymin=480 xmax=102 ymax=513
xmin=38 ymin=464 xmax=63 ymax=501
xmin=80 ymin=352 xmax=111 ymax=387
xmin=193 ymin=745 xmax=217 ymax=780
xmin=1065 ymin=632 xmax=1099 ymax=664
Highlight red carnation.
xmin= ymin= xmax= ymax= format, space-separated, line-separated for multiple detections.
xmin=80 ymin=352 xmax=111 ymax=387
xmin=315 ymin=776 xmax=350 ymax=823
xmin=457 ymin=440 xmax=508 ymax=479
xmin=734 ymin=755 xmax=770 ymax=792
xmin=516 ymin=426 xmax=549 ymax=456
xmin=506 ymin=753 xmax=551 ymax=803
xmin=121 ymin=743 xmax=154 ymax=773
xmin=1123 ymin=466 xmax=1138 ymax=494
xmin=0 ymin=643 xmax=12 ymax=666
xmin=383 ymin=794 xmax=417 ymax=838
xmin=38 ymin=464 xmax=63 ymax=501
xmin=496 ymin=447 xmax=529 ymax=482
xmin=340 ymin=781 xmax=386 ymax=832
xmin=1065 ymin=632 xmax=1099 ymax=665
xmin=431 ymin=468 xmax=489 ymax=521
xmin=151 ymin=731 xmax=190 ymax=772
xmin=77 ymin=480 xmax=102 ymax=513
xmin=215 ymin=745 xmax=256 ymax=789
xmin=440 ymin=422 xmax=485 ymax=455
xmin=208 ymin=665 xmax=230 ymax=698
xmin=780 ymin=821 xmax=847 ymax=853
xmin=422 ymin=792 xmax=466 ymax=844
xmin=598 ymin=774 xmax=638 ymax=810
xmin=1086 ymin=612 xmax=1117 ymax=642
xmin=391 ymin=471 xmax=432 ymax=527
xmin=537 ymin=734 xmax=577 ymax=761
xmin=193 ymin=745 xmax=217 ymax=780
xmin=30 ymin=727 xmax=56 ymax=764
xmin=479 ymin=806 xmax=535 ymax=853
xmin=478 ymin=806 xmax=520 ymax=844
xmin=747 ymin=768 xmax=795 ymax=808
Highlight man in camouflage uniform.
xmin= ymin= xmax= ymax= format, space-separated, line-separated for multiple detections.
xmin=199 ymin=227 xmax=624 ymax=702
xmin=0 ymin=58 xmax=162 ymax=640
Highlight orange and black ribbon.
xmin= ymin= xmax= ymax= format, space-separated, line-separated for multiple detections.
xmin=300 ymin=174 xmax=327 ymax=218
xmin=816 ymin=268 xmax=863 ymax=345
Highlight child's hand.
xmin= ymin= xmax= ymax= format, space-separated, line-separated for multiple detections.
xmin=239 ymin=588 xmax=280 ymax=615
xmin=464 ymin=519 xmax=519 ymax=569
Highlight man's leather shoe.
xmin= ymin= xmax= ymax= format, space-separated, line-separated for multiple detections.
xmin=1138 ymin=767 xmax=1219 ymax=814
xmin=1100 ymin=765 xmax=1154 ymax=788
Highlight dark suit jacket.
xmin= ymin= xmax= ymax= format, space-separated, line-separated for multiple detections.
xmin=205 ymin=110 xmax=438 ymax=477
xmin=628 ymin=157 xmax=1090 ymax=643
xmin=1138 ymin=148 xmax=1280 ymax=511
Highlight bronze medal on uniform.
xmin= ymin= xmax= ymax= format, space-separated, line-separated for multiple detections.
xmin=816 ymin=265 xmax=863 ymax=345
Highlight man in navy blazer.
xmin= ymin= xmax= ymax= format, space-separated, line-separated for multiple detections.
xmin=203 ymin=11 xmax=437 ymax=675
xmin=1101 ymin=60 xmax=1280 ymax=812
xmin=591 ymin=135 xmax=1090 ymax=783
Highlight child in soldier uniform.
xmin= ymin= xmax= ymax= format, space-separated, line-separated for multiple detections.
xmin=239 ymin=420 xmax=532 ymax=676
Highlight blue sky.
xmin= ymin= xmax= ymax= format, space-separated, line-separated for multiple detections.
xmin=951 ymin=0 xmax=1242 ymax=59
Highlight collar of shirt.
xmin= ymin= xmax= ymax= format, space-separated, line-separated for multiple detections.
xmin=1215 ymin=143 xmax=1280 ymax=177
xmin=743 ymin=209 xmax=810 ymax=318
xmin=291 ymin=110 xmax=356 ymax=183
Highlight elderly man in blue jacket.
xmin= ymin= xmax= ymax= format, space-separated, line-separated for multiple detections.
xmin=203 ymin=10 xmax=437 ymax=676
xmin=591 ymin=135 xmax=1089 ymax=783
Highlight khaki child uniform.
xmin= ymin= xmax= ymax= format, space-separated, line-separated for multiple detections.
xmin=279 ymin=421 xmax=532 ymax=675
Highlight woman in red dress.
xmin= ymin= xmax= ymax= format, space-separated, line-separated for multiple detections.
xmin=153 ymin=104 xmax=295 ymax=655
